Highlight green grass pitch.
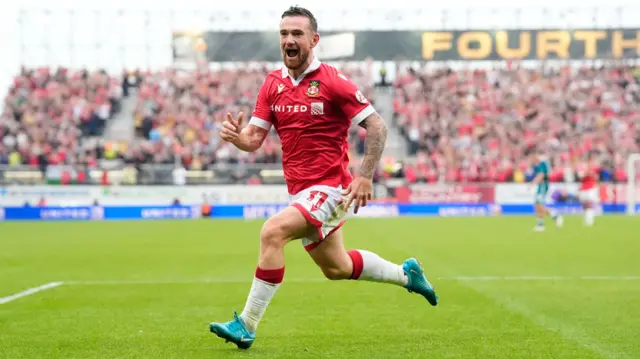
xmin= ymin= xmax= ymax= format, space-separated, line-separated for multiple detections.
xmin=1 ymin=216 xmax=639 ymax=359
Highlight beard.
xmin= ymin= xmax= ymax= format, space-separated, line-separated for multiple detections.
xmin=282 ymin=48 xmax=308 ymax=70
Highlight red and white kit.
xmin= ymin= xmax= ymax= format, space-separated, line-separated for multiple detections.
xmin=249 ymin=58 xmax=376 ymax=250
xmin=579 ymin=166 xmax=599 ymax=203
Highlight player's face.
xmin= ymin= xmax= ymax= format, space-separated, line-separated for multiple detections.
xmin=279 ymin=16 xmax=319 ymax=70
xmin=529 ymin=154 xmax=539 ymax=165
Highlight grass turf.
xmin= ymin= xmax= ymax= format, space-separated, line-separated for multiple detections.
xmin=0 ymin=216 xmax=638 ymax=358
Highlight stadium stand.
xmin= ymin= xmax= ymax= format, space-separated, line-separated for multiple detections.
xmin=1 ymin=64 xmax=639 ymax=184
xmin=0 ymin=67 xmax=124 ymax=170
xmin=393 ymin=65 xmax=640 ymax=183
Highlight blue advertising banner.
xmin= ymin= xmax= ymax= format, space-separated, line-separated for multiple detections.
xmin=0 ymin=205 xmax=200 ymax=221
xmin=0 ymin=203 xmax=637 ymax=221
xmin=1 ymin=206 xmax=95 ymax=221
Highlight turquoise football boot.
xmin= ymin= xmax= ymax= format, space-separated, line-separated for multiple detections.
xmin=402 ymin=258 xmax=439 ymax=306
xmin=209 ymin=312 xmax=255 ymax=349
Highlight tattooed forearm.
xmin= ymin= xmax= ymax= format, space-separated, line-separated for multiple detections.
xmin=358 ymin=113 xmax=388 ymax=179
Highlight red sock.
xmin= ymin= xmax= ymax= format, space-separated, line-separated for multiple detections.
xmin=255 ymin=266 xmax=285 ymax=284
xmin=347 ymin=250 xmax=364 ymax=280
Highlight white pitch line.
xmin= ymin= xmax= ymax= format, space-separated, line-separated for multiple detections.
xmin=452 ymin=276 xmax=640 ymax=281
xmin=454 ymin=276 xmax=569 ymax=281
xmin=0 ymin=282 xmax=64 ymax=305
xmin=580 ymin=276 xmax=640 ymax=280
xmin=63 ymin=278 xmax=329 ymax=285
xmin=1 ymin=276 xmax=635 ymax=301
xmin=62 ymin=276 xmax=640 ymax=285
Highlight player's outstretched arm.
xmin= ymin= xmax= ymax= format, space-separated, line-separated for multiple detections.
xmin=219 ymin=112 xmax=269 ymax=152
xmin=357 ymin=113 xmax=388 ymax=179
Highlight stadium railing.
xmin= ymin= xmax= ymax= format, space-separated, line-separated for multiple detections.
xmin=0 ymin=163 xmax=286 ymax=186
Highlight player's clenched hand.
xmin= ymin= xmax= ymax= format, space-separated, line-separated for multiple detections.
xmin=219 ymin=112 xmax=244 ymax=143
xmin=342 ymin=177 xmax=373 ymax=214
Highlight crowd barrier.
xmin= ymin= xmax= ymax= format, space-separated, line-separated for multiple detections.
xmin=1 ymin=203 xmax=638 ymax=221
xmin=1 ymin=183 xmax=637 ymax=206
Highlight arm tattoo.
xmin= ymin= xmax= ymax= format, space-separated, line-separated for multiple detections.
xmin=357 ymin=113 xmax=388 ymax=179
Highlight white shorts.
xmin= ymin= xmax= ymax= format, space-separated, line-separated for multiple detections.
xmin=289 ymin=185 xmax=349 ymax=251
xmin=579 ymin=188 xmax=599 ymax=203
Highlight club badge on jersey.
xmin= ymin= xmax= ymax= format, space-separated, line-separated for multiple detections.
xmin=355 ymin=90 xmax=368 ymax=104
xmin=306 ymin=80 xmax=320 ymax=97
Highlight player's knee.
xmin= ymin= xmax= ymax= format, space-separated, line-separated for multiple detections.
xmin=260 ymin=219 xmax=294 ymax=248
xmin=320 ymin=266 xmax=350 ymax=280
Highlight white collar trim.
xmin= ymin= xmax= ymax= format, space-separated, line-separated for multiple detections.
xmin=281 ymin=57 xmax=321 ymax=80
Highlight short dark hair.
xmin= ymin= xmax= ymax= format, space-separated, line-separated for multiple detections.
xmin=281 ymin=6 xmax=318 ymax=33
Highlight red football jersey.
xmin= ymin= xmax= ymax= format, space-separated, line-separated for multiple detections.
xmin=249 ymin=58 xmax=375 ymax=195
xmin=580 ymin=166 xmax=598 ymax=190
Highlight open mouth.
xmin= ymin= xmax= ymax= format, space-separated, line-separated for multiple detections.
xmin=285 ymin=49 xmax=299 ymax=58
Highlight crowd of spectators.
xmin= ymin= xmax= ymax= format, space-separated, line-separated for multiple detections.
xmin=2 ymin=63 xmax=640 ymax=185
xmin=393 ymin=65 xmax=640 ymax=183
xmin=129 ymin=65 xmax=376 ymax=170
xmin=0 ymin=67 xmax=125 ymax=170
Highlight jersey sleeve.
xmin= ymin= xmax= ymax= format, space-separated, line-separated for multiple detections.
xmin=533 ymin=163 xmax=542 ymax=176
xmin=249 ymin=78 xmax=274 ymax=131
xmin=332 ymin=73 xmax=376 ymax=125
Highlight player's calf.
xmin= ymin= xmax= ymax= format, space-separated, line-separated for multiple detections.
xmin=306 ymin=229 xmax=407 ymax=284
xmin=533 ymin=203 xmax=546 ymax=230
xmin=313 ymin=249 xmax=410 ymax=284
xmin=309 ymin=241 xmax=353 ymax=280
xmin=319 ymin=262 xmax=353 ymax=280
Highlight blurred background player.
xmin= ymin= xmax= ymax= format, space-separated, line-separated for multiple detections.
xmin=529 ymin=150 xmax=563 ymax=231
xmin=578 ymin=156 xmax=600 ymax=226
xmin=200 ymin=193 xmax=212 ymax=218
